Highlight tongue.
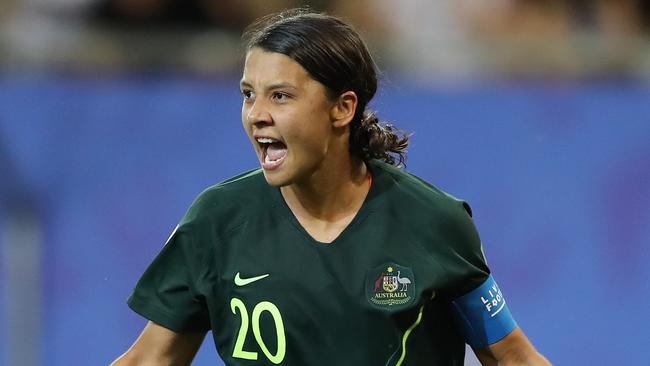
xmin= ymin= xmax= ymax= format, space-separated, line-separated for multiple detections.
xmin=267 ymin=142 xmax=287 ymax=161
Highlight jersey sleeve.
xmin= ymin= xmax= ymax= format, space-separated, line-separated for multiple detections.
xmin=438 ymin=200 xmax=517 ymax=347
xmin=127 ymin=223 xmax=210 ymax=333
xmin=438 ymin=200 xmax=490 ymax=299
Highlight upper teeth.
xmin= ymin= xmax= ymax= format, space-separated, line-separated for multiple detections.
xmin=257 ymin=137 xmax=277 ymax=144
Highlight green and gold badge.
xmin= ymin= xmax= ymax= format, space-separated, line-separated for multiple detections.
xmin=365 ymin=263 xmax=416 ymax=311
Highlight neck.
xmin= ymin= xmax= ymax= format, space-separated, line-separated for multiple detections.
xmin=280 ymin=156 xmax=369 ymax=222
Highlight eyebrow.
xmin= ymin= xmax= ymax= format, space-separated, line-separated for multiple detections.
xmin=239 ymin=80 xmax=298 ymax=92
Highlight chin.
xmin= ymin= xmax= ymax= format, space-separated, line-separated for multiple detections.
xmin=262 ymin=170 xmax=292 ymax=188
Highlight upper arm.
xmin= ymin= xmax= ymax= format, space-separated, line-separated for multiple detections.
xmin=474 ymin=327 xmax=551 ymax=366
xmin=111 ymin=321 xmax=207 ymax=366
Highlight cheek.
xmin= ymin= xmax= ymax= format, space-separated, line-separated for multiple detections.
xmin=274 ymin=99 xmax=333 ymax=155
xmin=241 ymin=107 xmax=254 ymax=136
xmin=289 ymin=118 xmax=331 ymax=155
xmin=240 ymin=105 xmax=248 ymax=127
xmin=307 ymin=106 xmax=334 ymax=144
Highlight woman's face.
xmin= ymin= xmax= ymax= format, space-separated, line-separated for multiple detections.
xmin=240 ymin=48 xmax=339 ymax=187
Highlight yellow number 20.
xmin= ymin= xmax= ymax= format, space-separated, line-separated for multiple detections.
xmin=230 ymin=298 xmax=286 ymax=364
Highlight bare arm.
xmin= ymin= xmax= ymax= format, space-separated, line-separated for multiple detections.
xmin=111 ymin=321 xmax=206 ymax=366
xmin=474 ymin=327 xmax=551 ymax=366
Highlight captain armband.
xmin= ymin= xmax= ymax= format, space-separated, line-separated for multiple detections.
xmin=451 ymin=275 xmax=517 ymax=348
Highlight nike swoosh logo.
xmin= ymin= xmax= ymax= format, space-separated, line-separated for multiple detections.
xmin=234 ymin=272 xmax=270 ymax=286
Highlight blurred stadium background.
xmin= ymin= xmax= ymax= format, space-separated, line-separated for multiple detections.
xmin=1 ymin=0 xmax=649 ymax=365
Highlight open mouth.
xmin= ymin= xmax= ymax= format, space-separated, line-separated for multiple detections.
xmin=256 ymin=137 xmax=287 ymax=169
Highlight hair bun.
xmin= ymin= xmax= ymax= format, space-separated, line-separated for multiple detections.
xmin=352 ymin=109 xmax=409 ymax=167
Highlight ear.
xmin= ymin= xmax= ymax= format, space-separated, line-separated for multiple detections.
xmin=330 ymin=91 xmax=358 ymax=128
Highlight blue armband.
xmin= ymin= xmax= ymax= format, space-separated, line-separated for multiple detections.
xmin=451 ymin=275 xmax=517 ymax=348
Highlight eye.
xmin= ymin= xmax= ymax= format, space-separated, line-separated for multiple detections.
xmin=241 ymin=89 xmax=254 ymax=101
xmin=271 ymin=92 xmax=289 ymax=102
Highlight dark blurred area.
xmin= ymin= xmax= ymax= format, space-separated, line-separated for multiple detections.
xmin=1 ymin=0 xmax=649 ymax=78
xmin=91 ymin=0 xmax=315 ymax=30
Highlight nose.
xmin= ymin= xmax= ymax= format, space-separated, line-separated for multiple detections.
xmin=246 ymin=99 xmax=272 ymax=127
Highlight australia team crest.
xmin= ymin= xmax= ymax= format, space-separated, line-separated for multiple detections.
xmin=365 ymin=263 xmax=416 ymax=310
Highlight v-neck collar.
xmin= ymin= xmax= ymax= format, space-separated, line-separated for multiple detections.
xmin=270 ymin=160 xmax=392 ymax=247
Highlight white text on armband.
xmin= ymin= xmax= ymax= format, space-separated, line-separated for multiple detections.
xmin=481 ymin=282 xmax=506 ymax=317
xmin=450 ymin=275 xmax=517 ymax=348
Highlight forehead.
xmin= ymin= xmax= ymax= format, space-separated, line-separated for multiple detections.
xmin=241 ymin=48 xmax=314 ymax=88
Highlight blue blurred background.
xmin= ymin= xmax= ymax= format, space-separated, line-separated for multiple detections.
xmin=1 ymin=1 xmax=649 ymax=365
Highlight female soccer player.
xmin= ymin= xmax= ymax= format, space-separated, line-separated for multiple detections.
xmin=113 ymin=9 xmax=550 ymax=366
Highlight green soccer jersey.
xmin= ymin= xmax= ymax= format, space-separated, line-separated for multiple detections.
xmin=128 ymin=160 xmax=491 ymax=365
